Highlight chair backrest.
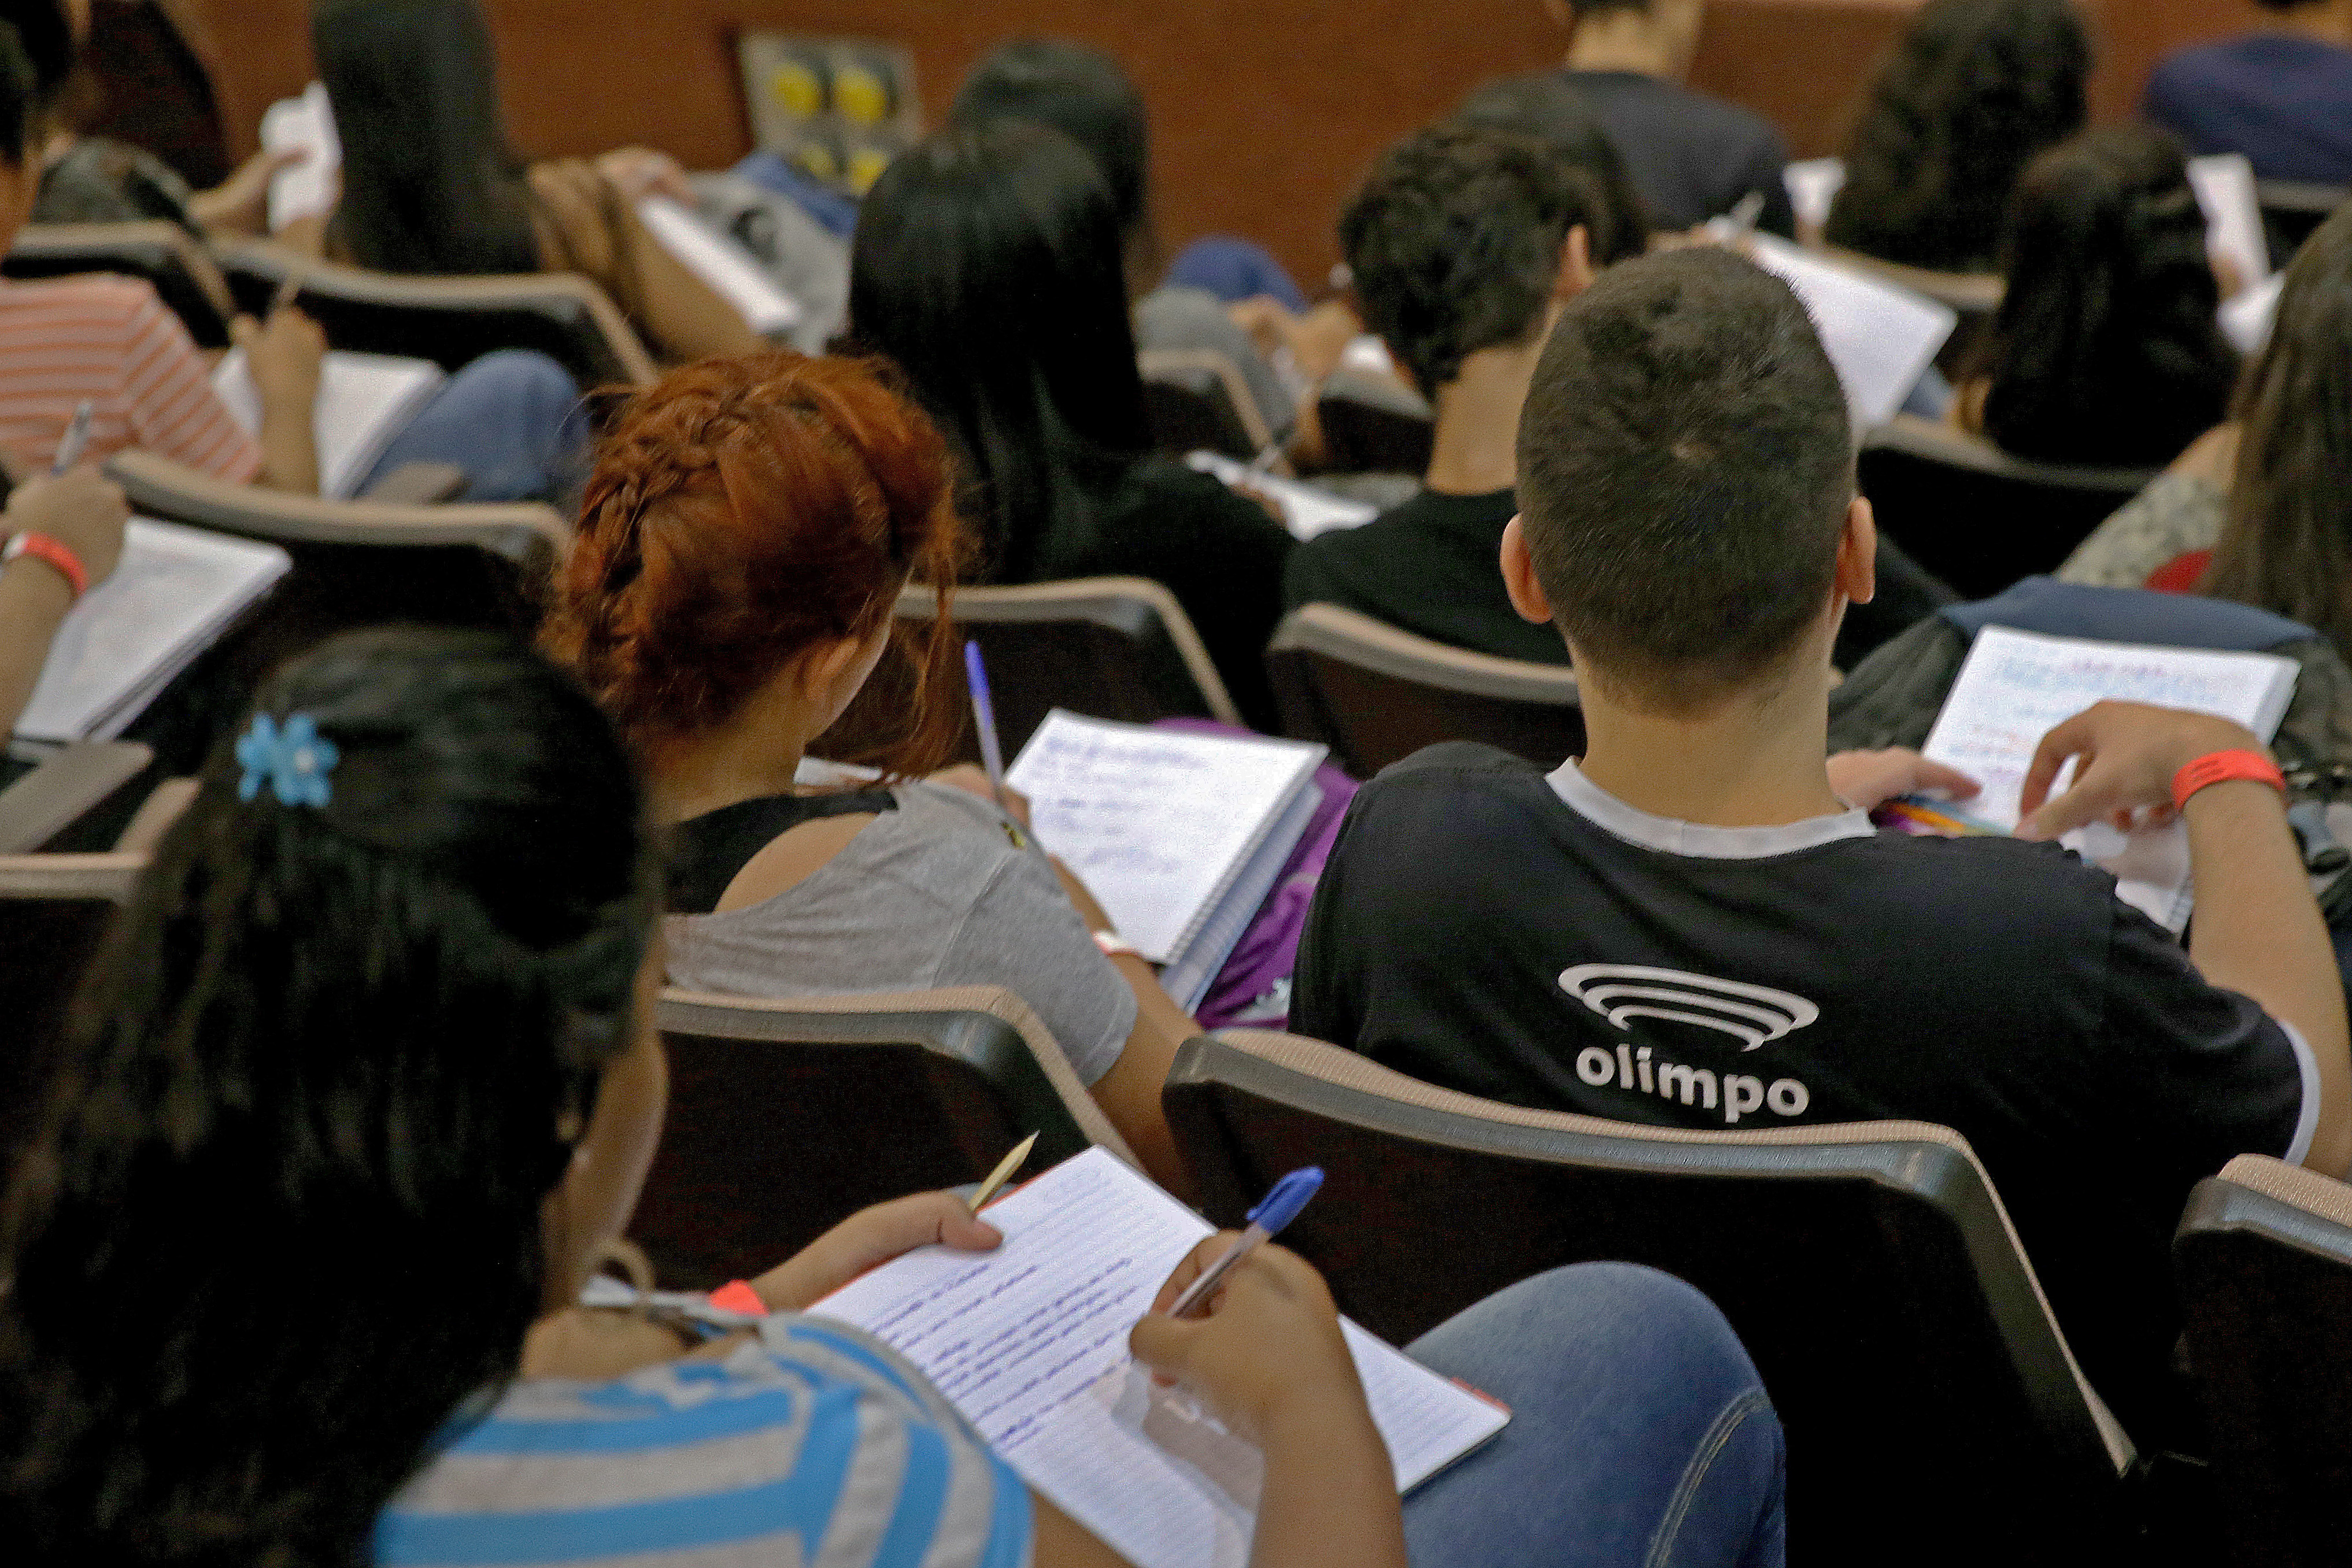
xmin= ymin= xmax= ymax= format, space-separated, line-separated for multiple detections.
xmin=1164 ymin=1030 xmax=2135 ymax=1565
xmin=2175 ymin=1154 xmax=2352 ymax=1568
xmin=0 ymin=742 xmax=154 ymax=855
xmin=2257 ymin=179 xmax=2348 ymax=266
xmin=0 ymin=853 xmax=143 ymax=1184
xmin=1266 ymin=603 xmax=1582 ymax=777
xmin=1138 ymin=349 xmax=1270 ymax=461
xmin=819 ymin=577 xmax=1241 ymax=765
xmin=1820 ymin=245 xmax=2002 ymax=377
xmin=636 ymin=986 xmax=1138 ymax=1288
xmin=6 ymin=220 xmax=237 ymax=347
xmin=1858 ymin=416 xmax=2160 ymax=601
xmin=1315 ymin=369 xmax=1434 ymax=476
xmin=214 ymin=239 xmax=657 ymax=388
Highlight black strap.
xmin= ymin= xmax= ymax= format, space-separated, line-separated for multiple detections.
xmin=666 ymin=789 xmax=897 ymax=915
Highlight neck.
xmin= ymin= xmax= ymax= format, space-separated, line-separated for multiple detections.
xmin=650 ymin=697 xmax=821 ymax=824
xmin=1424 ymin=338 xmax=1543 ymax=495
xmin=2280 ymin=3 xmax=2352 ymax=47
xmin=1567 ymin=13 xmax=1682 ymax=78
xmin=1573 ymin=638 xmax=1847 ymax=827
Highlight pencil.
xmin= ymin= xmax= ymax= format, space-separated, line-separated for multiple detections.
xmin=968 ymin=1132 xmax=1038 ymax=1213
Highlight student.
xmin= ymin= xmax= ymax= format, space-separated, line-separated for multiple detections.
xmin=0 ymin=464 xmax=124 ymax=737
xmin=2144 ymin=0 xmax=2352 ymax=186
xmin=1293 ymin=245 xmax=2350 ymax=1448
xmin=541 ymin=350 xmax=1201 ymax=1193
xmin=1454 ymin=71 xmax=1654 ymax=267
xmin=1545 ymin=0 xmax=1796 ymax=236
xmin=0 ymin=14 xmax=585 ymax=502
xmin=0 ymin=623 xmax=1788 ymax=1567
xmin=1955 ymin=124 xmax=2239 ymax=469
xmin=1823 ymin=0 xmax=2091 ymax=275
xmin=1283 ymin=125 xmax=1596 ymax=665
xmin=300 ymin=0 xmax=763 ymax=367
xmin=849 ymin=122 xmax=1296 ymax=728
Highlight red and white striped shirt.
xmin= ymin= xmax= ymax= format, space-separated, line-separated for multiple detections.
xmin=0 ymin=274 xmax=262 ymax=482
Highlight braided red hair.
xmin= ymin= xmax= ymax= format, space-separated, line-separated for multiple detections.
xmin=542 ymin=352 xmax=972 ymax=775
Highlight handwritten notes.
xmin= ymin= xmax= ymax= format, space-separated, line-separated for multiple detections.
xmin=813 ymin=1148 xmax=1508 ymax=1568
xmin=1923 ymin=627 xmax=2298 ymax=930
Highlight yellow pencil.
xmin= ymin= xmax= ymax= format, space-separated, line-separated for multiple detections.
xmin=968 ymin=1132 xmax=1039 ymax=1213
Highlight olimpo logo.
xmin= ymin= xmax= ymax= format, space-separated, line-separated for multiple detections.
xmin=1559 ymin=964 xmax=1820 ymax=1052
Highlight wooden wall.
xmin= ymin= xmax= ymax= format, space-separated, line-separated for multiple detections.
xmin=164 ymin=0 xmax=2296 ymax=289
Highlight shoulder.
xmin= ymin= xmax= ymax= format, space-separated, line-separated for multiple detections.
xmin=0 ymin=272 xmax=161 ymax=338
xmin=1348 ymin=743 xmax=1551 ymax=820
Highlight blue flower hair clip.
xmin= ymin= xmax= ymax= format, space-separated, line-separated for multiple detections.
xmin=236 ymin=712 xmax=339 ymax=809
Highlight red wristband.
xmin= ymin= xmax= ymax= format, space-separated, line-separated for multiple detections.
xmin=2172 ymin=749 xmax=2287 ymax=812
xmin=708 ymin=1279 xmax=770 ymax=1316
xmin=3 ymin=531 xmax=89 ymax=601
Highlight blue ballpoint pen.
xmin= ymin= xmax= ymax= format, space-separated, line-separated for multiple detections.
xmin=963 ymin=640 xmax=1010 ymax=812
xmin=1168 ymin=1167 xmax=1325 ymax=1319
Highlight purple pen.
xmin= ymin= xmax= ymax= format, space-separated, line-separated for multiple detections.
xmin=963 ymin=640 xmax=1010 ymax=811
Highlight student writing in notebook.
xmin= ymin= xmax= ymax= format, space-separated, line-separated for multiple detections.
xmin=541 ymin=352 xmax=1204 ymax=1196
xmin=0 ymin=463 xmax=124 ymax=736
xmin=1294 ymin=246 xmax=2352 ymax=1451
xmin=0 ymin=625 xmax=1788 ymax=1567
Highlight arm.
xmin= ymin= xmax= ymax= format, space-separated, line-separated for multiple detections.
xmin=529 ymin=159 xmax=765 ymax=365
xmin=230 ymin=306 xmax=326 ymax=494
xmin=185 ymin=147 xmax=308 ymax=236
xmin=0 ymin=469 xmax=131 ymax=736
xmin=2020 ymin=701 xmax=2352 ymax=1175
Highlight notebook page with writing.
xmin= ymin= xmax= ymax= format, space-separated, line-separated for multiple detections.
xmin=1005 ymin=713 xmax=1325 ymax=963
xmin=1743 ymin=235 xmax=1956 ymax=428
xmin=1921 ymin=627 xmax=2298 ymax=930
xmin=16 ymin=521 xmax=291 ymax=744
xmin=812 ymin=1148 xmax=1507 ymax=1568
xmin=1185 ymin=452 xmax=1378 ymax=541
xmin=213 ymin=349 xmax=449 ymax=500
xmin=637 ymin=197 xmax=804 ymax=337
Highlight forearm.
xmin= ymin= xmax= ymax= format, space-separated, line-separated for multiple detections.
xmin=2186 ymin=780 xmax=2352 ymax=1172
xmin=0 ymin=560 xmax=76 ymax=736
xmin=256 ymin=393 xmax=321 ymax=494
xmin=1249 ymin=1395 xmax=1408 ymax=1568
xmin=627 ymin=223 xmax=767 ymax=364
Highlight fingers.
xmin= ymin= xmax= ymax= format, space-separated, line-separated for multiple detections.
xmin=1907 ymin=758 xmax=1983 ymax=801
xmin=2016 ymin=713 xmax=2096 ymax=829
xmin=1149 ymin=1233 xmax=1238 ymax=1316
xmin=230 ymin=313 xmax=260 ymax=347
xmin=1128 ymin=1307 xmax=1200 ymax=1377
xmin=861 ymin=1190 xmax=1002 ymax=1259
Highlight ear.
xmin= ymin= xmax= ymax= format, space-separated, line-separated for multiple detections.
xmin=1558 ymin=225 xmax=1597 ymax=299
xmin=1501 ymin=516 xmax=1556 ymax=626
xmin=1835 ymin=494 xmax=1877 ymax=609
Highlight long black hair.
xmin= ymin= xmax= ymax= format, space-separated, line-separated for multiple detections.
xmin=2202 ymin=203 xmax=2352 ymax=655
xmin=1972 ymin=124 xmax=2239 ymax=469
xmin=0 ymin=627 xmax=656 ymax=1566
xmin=312 ymin=0 xmax=541 ymax=275
xmin=848 ymin=120 xmax=1151 ymax=583
xmin=1453 ymin=72 xmax=1651 ymax=266
xmin=1824 ymin=0 xmax=2090 ymax=273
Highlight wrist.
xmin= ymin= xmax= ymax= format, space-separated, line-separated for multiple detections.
xmin=2173 ymin=749 xmax=2286 ymax=813
xmin=3 ymin=531 xmax=90 ymax=602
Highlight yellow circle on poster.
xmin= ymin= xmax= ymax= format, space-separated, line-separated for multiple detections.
xmin=796 ymin=143 xmax=841 ymax=183
xmin=769 ymin=62 xmax=824 ymax=120
xmin=847 ymin=147 xmax=893 ymax=194
xmin=835 ymin=64 xmax=890 ymax=125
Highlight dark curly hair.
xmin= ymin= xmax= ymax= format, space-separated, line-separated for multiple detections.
xmin=0 ymin=627 xmax=657 ymax=1567
xmin=1824 ymin=0 xmax=2091 ymax=273
xmin=1341 ymin=124 xmax=1596 ymax=396
xmin=1453 ymin=72 xmax=1652 ymax=267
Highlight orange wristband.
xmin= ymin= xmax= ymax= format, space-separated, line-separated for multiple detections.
xmin=3 ymin=531 xmax=89 ymax=601
xmin=708 ymin=1279 xmax=769 ymax=1316
xmin=2171 ymin=749 xmax=2286 ymax=812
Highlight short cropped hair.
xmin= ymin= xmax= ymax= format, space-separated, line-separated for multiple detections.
xmin=1515 ymin=247 xmax=1853 ymax=709
xmin=1341 ymin=125 xmax=1590 ymax=394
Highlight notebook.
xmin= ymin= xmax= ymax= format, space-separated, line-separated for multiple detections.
xmin=812 ymin=1147 xmax=1509 ymax=1568
xmin=14 ymin=520 xmax=291 ymax=744
xmin=636 ymin=197 xmax=804 ymax=338
xmin=1005 ymin=712 xmax=1326 ymax=1009
xmin=1741 ymin=234 xmax=1957 ymax=427
xmin=1921 ymin=627 xmax=2300 ymax=931
xmin=1185 ymin=451 xmax=1378 ymax=541
xmin=212 ymin=348 xmax=448 ymax=501
xmin=261 ymin=82 xmax=341 ymax=235
xmin=2221 ymin=271 xmax=2286 ymax=357
xmin=2189 ymin=153 xmax=2272 ymax=292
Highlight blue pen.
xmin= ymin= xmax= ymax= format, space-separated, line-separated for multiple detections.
xmin=964 ymin=640 xmax=1009 ymax=811
xmin=1167 ymin=1167 xmax=1324 ymax=1318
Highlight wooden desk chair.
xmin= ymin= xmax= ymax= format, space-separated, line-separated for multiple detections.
xmin=2255 ymin=179 xmax=2347 ymax=266
xmin=1139 ymin=349 xmax=1273 ymax=461
xmin=214 ymin=240 xmax=657 ymax=389
xmin=1858 ymin=416 xmax=2160 ymax=601
xmin=2175 ymin=1155 xmax=2352 ymax=1568
xmin=633 ymin=986 xmax=1138 ymax=1288
xmin=1314 ymin=368 xmax=1434 ymax=476
xmin=1266 ymin=604 xmax=1582 ymax=778
xmin=6 ymin=220 xmax=237 ymax=347
xmin=1164 ymin=1030 xmax=2137 ymax=1565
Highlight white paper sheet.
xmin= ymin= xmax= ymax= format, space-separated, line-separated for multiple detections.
xmin=2190 ymin=153 xmax=2272 ymax=293
xmin=262 ymin=82 xmax=341 ymax=235
xmin=213 ymin=348 xmax=448 ymax=500
xmin=2221 ymin=271 xmax=2286 ymax=356
xmin=1922 ymin=627 xmax=2298 ymax=931
xmin=1184 ymin=451 xmax=1377 ymax=541
xmin=1743 ymin=234 xmax=1957 ymax=427
xmin=1784 ymin=157 xmax=1848 ymax=235
xmin=813 ymin=1148 xmax=1508 ymax=1568
xmin=15 ymin=520 xmax=291 ymax=744
xmin=637 ymin=197 xmax=804 ymax=336
xmin=1005 ymin=712 xmax=1323 ymax=964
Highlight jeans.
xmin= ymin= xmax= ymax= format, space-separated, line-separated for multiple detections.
xmin=1401 ymin=1264 xmax=1786 ymax=1568
xmin=358 ymin=349 xmax=590 ymax=505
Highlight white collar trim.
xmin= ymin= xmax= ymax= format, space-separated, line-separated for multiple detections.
xmin=1547 ymin=760 xmax=1877 ymax=860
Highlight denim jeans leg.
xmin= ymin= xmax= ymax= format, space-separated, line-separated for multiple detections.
xmin=1400 ymin=1263 xmax=1787 ymax=1568
xmin=358 ymin=349 xmax=589 ymax=504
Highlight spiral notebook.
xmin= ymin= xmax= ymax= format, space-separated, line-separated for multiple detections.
xmin=1005 ymin=712 xmax=1325 ymax=1009
xmin=813 ymin=1148 xmax=1509 ymax=1568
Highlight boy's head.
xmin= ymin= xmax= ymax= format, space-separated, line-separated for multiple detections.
xmin=1340 ymin=124 xmax=1597 ymax=397
xmin=1508 ymin=247 xmax=1861 ymax=712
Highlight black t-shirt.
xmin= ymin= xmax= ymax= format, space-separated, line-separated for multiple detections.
xmin=1566 ymin=70 xmax=1796 ymax=238
xmin=1295 ymin=743 xmax=2309 ymax=1444
xmin=1281 ymin=486 xmax=1570 ymax=667
xmin=1026 ymin=456 xmax=1295 ymax=733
